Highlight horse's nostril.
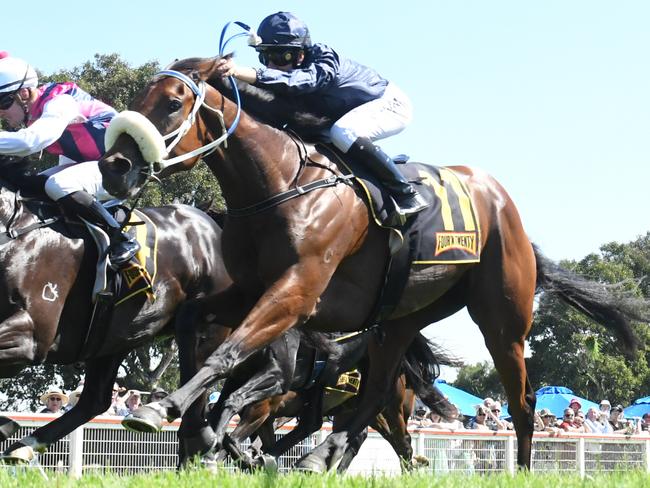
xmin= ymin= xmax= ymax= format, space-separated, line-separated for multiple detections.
xmin=103 ymin=155 xmax=133 ymax=176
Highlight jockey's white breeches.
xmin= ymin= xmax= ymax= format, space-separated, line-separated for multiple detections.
xmin=41 ymin=160 xmax=114 ymax=202
xmin=329 ymin=82 xmax=413 ymax=153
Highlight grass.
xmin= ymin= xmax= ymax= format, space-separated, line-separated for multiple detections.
xmin=1 ymin=470 xmax=650 ymax=488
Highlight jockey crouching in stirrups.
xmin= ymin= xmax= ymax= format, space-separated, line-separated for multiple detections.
xmin=0 ymin=52 xmax=139 ymax=266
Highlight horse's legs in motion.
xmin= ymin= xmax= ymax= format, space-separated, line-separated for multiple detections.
xmin=295 ymin=325 xmax=416 ymax=472
xmin=174 ymin=301 xmax=233 ymax=466
xmin=134 ymin=264 xmax=341 ymax=427
xmin=3 ymin=354 xmax=125 ymax=455
xmin=466 ymin=235 xmax=536 ymax=469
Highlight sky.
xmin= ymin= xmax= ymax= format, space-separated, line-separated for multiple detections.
xmin=4 ymin=1 xmax=649 ymax=376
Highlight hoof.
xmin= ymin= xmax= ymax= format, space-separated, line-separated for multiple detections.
xmin=295 ymin=454 xmax=327 ymax=473
xmin=412 ymin=455 xmax=430 ymax=468
xmin=121 ymin=404 xmax=166 ymax=433
xmin=1 ymin=445 xmax=35 ymax=464
xmin=0 ymin=417 xmax=20 ymax=442
xmin=254 ymin=454 xmax=278 ymax=472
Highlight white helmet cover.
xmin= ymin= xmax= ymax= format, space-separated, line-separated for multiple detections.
xmin=0 ymin=57 xmax=38 ymax=93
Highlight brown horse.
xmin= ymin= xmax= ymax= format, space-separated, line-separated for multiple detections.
xmin=0 ymin=163 xmax=231 ymax=461
xmin=98 ymin=56 xmax=649 ymax=470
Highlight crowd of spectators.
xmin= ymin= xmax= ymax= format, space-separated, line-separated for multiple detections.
xmin=532 ymin=397 xmax=650 ymax=436
xmin=35 ymin=381 xmax=169 ymax=416
xmin=407 ymin=394 xmax=650 ymax=437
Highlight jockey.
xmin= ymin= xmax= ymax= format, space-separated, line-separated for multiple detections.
xmin=216 ymin=12 xmax=429 ymax=217
xmin=0 ymin=53 xmax=139 ymax=265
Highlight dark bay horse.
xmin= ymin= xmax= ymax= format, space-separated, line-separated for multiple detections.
xmin=98 ymin=56 xmax=650 ymax=470
xmin=0 ymin=167 xmax=231 ymax=460
xmin=212 ymin=330 xmax=458 ymax=472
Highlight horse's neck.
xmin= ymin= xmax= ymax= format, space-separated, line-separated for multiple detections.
xmin=204 ymin=110 xmax=303 ymax=208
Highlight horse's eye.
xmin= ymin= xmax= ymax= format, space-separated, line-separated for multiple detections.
xmin=168 ymin=99 xmax=183 ymax=112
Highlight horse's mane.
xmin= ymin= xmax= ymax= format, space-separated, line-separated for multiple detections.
xmin=167 ymin=57 xmax=333 ymax=142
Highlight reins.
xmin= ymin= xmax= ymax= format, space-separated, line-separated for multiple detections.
xmin=140 ymin=21 xmax=354 ymax=218
xmin=0 ymin=189 xmax=59 ymax=245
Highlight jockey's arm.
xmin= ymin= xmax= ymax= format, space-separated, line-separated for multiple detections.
xmin=0 ymin=95 xmax=78 ymax=157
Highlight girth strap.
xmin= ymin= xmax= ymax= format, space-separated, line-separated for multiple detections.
xmin=226 ymin=174 xmax=354 ymax=218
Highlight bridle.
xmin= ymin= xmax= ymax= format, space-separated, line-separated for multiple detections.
xmin=148 ymin=69 xmax=235 ymax=175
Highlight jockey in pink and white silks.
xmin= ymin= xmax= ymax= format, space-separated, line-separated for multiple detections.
xmin=0 ymin=52 xmax=139 ymax=265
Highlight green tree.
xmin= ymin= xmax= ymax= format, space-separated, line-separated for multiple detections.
xmin=527 ymin=233 xmax=650 ymax=406
xmin=453 ymin=361 xmax=505 ymax=402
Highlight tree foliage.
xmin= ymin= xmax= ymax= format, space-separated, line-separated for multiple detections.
xmin=0 ymin=53 xmax=223 ymax=410
xmin=526 ymin=232 xmax=650 ymax=406
xmin=453 ymin=361 xmax=505 ymax=402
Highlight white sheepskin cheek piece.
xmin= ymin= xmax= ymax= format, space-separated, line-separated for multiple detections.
xmin=105 ymin=110 xmax=168 ymax=163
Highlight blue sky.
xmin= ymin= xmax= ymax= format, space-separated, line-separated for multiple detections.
xmin=5 ymin=1 xmax=649 ymax=369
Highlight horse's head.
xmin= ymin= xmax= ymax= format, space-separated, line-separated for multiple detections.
xmin=99 ymin=57 xmax=226 ymax=199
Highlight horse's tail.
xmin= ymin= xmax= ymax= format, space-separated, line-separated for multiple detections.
xmin=533 ymin=244 xmax=650 ymax=353
xmin=402 ymin=333 xmax=462 ymax=419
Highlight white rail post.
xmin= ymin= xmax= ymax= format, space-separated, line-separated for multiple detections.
xmin=416 ymin=431 xmax=425 ymax=459
xmin=506 ymin=434 xmax=515 ymax=474
xmin=577 ymin=437 xmax=585 ymax=479
xmin=67 ymin=425 xmax=84 ymax=478
xmin=645 ymin=440 xmax=650 ymax=473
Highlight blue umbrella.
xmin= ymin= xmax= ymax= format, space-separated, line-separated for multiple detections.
xmin=434 ymin=379 xmax=484 ymax=416
xmin=624 ymin=396 xmax=650 ymax=418
xmin=522 ymin=386 xmax=598 ymax=418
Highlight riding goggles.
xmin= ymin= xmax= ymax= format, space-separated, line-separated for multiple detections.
xmin=257 ymin=48 xmax=300 ymax=67
xmin=0 ymin=92 xmax=16 ymax=110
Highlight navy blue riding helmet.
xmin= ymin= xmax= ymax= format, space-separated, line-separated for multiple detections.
xmin=255 ymin=12 xmax=312 ymax=67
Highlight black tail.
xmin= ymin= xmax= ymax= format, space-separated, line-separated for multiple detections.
xmin=534 ymin=244 xmax=650 ymax=353
xmin=402 ymin=333 xmax=462 ymax=420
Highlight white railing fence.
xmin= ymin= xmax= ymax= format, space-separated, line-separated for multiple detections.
xmin=1 ymin=413 xmax=649 ymax=477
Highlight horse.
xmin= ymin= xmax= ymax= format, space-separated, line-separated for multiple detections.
xmin=98 ymin=56 xmax=650 ymax=471
xmin=211 ymin=330 xmax=458 ymax=472
xmin=0 ymin=159 xmax=231 ymax=462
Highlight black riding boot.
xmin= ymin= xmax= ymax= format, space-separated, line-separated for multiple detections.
xmin=346 ymin=137 xmax=429 ymax=216
xmin=57 ymin=191 xmax=140 ymax=265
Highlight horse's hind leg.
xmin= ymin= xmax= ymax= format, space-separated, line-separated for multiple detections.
xmin=466 ymin=234 xmax=536 ymax=469
xmin=3 ymin=354 xmax=124 ymax=456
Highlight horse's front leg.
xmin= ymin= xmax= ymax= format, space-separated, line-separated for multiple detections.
xmin=128 ymin=264 xmax=337 ymax=431
xmin=2 ymin=354 xmax=124 ymax=460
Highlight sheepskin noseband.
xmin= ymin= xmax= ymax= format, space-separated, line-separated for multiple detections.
xmin=104 ymin=111 xmax=168 ymax=163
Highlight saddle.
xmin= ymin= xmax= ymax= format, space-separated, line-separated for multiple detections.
xmin=316 ymin=144 xmax=482 ymax=324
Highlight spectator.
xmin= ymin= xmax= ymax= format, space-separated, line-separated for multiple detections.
xmin=67 ymin=385 xmax=84 ymax=410
xmin=105 ymin=383 xmax=126 ymax=415
xmin=598 ymin=399 xmax=612 ymax=427
xmin=428 ymin=407 xmax=464 ymax=432
xmin=471 ymin=406 xmax=491 ymax=431
xmin=536 ymin=408 xmax=561 ymax=436
xmin=486 ymin=401 xmax=513 ymax=431
xmin=573 ymin=410 xmax=591 ymax=433
xmin=38 ymin=387 xmax=68 ymax=414
xmin=559 ymin=408 xmax=581 ymax=432
xmin=150 ymin=387 xmax=168 ymax=402
xmin=409 ymin=406 xmax=432 ymax=428
xmin=585 ymin=407 xmax=611 ymax=434
xmin=639 ymin=413 xmax=650 ymax=436
xmin=609 ymin=405 xmax=630 ymax=434
xmin=116 ymin=390 xmax=143 ymax=416
xmin=568 ymin=398 xmax=582 ymax=415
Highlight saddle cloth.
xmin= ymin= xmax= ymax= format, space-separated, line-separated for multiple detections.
xmin=317 ymin=144 xmax=481 ymax=264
